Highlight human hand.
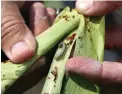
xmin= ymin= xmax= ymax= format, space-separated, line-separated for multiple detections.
xmin=2 ymin=2 xmax=56 ymax=93
xmin=66 ymin=0 xmax=122 ymax=86
xmin=75 ymin=0 xmax=122 ymax=16
xmin=1 ymin=1 xmax=55 ymax=63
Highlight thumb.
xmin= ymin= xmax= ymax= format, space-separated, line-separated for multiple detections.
xmin=1 ymin=2 xmax=36 ymax=63
xmin=66 ymin=56 xmax=122 ymax=85
xmin=76 ymin=0 xmax=122 ymax=16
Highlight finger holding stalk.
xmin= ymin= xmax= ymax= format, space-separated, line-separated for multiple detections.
xmin=41 ymin=7 xmax=105 ymax=94
xmin=1 ymin=7 xmax=80 ymax=94
xmin=62 ymin=15 xmax=105 ymax=94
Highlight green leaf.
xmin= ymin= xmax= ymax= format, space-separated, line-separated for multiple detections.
xmin=61 ymin=15 xmax=105 ymax=94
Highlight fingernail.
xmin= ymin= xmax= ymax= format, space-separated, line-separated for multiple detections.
xmin=66 ymin=63 xmax=73 ymax=71
xmin=39 ymin=8 xmax=47 ymax=19
xmin=33 ymin=3 xmax=47 ymax=19
xmin=47 ymin=8 xmax=56 ymax=16
xmin=76 ymin=0 xmax=93 ymax=11
xmin=10 ymin=41 xmax=34 ymax=63
xmin=66 ymin=59 xmax=74 ymax=71
xmin=11 ymin=41 xmax=29 ymax=55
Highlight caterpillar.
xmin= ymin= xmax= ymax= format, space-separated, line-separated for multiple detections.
xmin=55 ymin=42 xmax=66 ymax=60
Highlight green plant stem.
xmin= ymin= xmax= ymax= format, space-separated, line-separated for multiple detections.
xmin=41 ymin=28 xmax=78 ymax=94
xmin=1 ymin=10 xmax=80 ymax=94
xmin=41 ymin=8 xmax=105 ymax=94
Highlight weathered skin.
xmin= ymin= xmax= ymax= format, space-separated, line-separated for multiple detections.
xmin=66 ymin=56 xmax=122 ymax=85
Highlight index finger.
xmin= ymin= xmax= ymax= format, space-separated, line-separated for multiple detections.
xmin=76 ymin=1 xmax=122 ymax=16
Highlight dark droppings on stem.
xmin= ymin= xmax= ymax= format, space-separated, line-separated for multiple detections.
xmin=90 ymin=37 xmax=93 ymax=41
xmin=62 ymin=15 xmax=70 ymax=21
xmin=44 ymin=93 xmax=49 ymax=94
xmin=3 ymin=74 xmax=5 ymax=77
xmin=66 ymin=43 xmax=70 ymax=45
xmin=78 ymin=36 xmax=82 ymax=39
xmin=51 ymin=67 xmax=58 ymax=82
xmin=54 ymin=85 xmax=56 ymax=87
xmin=88 ymin=29 xmax=90 ymax=32
xmin=62 ymin=15 xmax=68 ymax=18
xmin=55 ymin=66 xmax=57 ymax=71
xmin=69 ymin=40 xmax=73 ymax=44
xmin=59 ymin=16 xmax=61 ymax=19
xmin=65 ymin=17 xmax=70 ymax=21
xmin=72 ymin=15 xmax=75 ymax=18
xmin=48 ymin=77 xmax=51 ymax=79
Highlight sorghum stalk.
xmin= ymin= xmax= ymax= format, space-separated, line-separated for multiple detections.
xmin=1 ymin=8 xmax=80 ymax=93
xmin=41 ymin=8 xmax=81 ymax=94
xmin=41 ymin=8 xmax=105 ymax=94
